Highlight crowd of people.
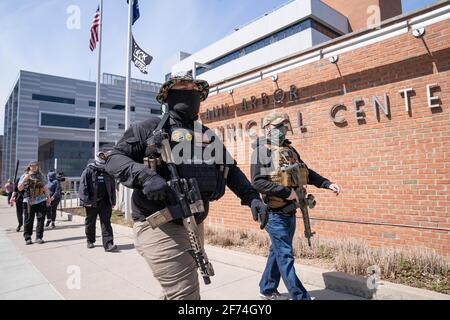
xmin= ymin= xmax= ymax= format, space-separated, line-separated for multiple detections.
xmin=6 ymin=165 xmax=62 ymax=236
xmin=5 ymin=153 xmax=117 ymax=251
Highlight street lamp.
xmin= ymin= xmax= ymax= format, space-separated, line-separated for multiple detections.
xmin=192 ymin=62 xmax=212 ymax=80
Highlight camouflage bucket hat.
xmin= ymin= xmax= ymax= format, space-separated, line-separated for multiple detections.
xmin=157 ymin=73 xmax=209 ymax=105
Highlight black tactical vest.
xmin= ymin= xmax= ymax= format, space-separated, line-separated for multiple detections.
xmin=143 ymin=120 xmax=228 ymax=202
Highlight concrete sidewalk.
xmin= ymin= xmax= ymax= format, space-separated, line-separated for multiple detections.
xmin=0 ymin=199 xmax=447 ymax=300
xmin=0 ymin=228 xmax=63 ymax=300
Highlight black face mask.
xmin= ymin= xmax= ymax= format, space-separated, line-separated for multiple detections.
xmin=167 ymin=90 xmax=201 ymax=122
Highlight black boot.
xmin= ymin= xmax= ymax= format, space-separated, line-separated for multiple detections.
xmin=16 ymin=225 xmax=22 ymax=232
xmin=45 ymin=220 xmax=51 ymax=228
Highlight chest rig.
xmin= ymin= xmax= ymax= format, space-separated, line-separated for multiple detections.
xmin=143 ymin=115 xmax=228 ymax=202
xmin=24 ymin=172 xmax=46 ymax=200
xmin=267 ymin=145 xmax=309 ymax=209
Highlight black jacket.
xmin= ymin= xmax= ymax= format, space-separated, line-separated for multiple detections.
xmin=47 ymin=172 xmax=62 ymax=202
xmin=79 ymin=163 xmax=116 ymax=207
xmin=14 ymin=178 xmax=24 ymax=203
xmin=105 ymin=116 xmax=261 ymax=222
xmin=251 ymin=137 xmax=332 ymax=201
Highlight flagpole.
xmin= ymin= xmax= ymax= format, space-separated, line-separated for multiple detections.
xmin=94 ymin=0 xmax=104 ymax=157
xmin=124 ymin=0 xmax=134 ymax=221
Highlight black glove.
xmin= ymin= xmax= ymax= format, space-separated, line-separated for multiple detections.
xmin=143 ymin=174 xmax=171 ymax=201
xmin=251 ymin=199 xmax=269 ymax=230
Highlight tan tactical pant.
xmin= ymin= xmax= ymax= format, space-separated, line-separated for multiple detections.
xmin=133 ymin=220 xmax=204 ymax=300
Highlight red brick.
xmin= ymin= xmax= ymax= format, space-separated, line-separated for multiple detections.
xmin=200 ymin=18 xmax=450 ymax=259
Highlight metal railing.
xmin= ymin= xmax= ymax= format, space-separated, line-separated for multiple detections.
xmin=102 ymin=73 xmax=161 ymax=93
xmin=59 ymin=191 xmax=80 ymax=211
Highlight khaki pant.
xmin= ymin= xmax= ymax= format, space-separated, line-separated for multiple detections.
xmin=133 ymin=220 xmax=204 ymax=300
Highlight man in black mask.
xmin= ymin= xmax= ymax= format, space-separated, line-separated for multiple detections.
xmin=79 ymin=151 xmax=117 ymax=252
xmin=105 ymin=74 xmax=268 ymax=300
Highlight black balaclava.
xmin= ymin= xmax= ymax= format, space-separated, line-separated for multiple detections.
xmin=167 ymin=89 xmax=201 ymax=124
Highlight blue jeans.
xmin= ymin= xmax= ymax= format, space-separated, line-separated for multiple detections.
xmin=259 ymin=211 xmax=311 ymax=300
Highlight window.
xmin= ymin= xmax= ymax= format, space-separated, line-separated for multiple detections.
xmin=311 ymin=20 xmax=341 ymax=39
xmin=196 ymin=18 xmax=343 ymax=76
xmin=242 ymin=37 xmax=272 ymax=55
xmin=151 ymin=109 xmax=163 ymax=115
xmin=38 ymin=140 xmax=112 ymax=177
xmin=40 ymin=112 xmax=106 ymax=131
xmin=89 ymin=101 xmax=136 ymax=112
xmin=276 ymin=20 xmax=310 ymax=41
xmin=112 ymin=105 xmax=125 ymax=110
xmin=32 ymin=94 xmax=75 ymax=105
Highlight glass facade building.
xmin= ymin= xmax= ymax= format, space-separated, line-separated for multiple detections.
xmin=38 ymin=140 xmax=113 ymax=177
xmin=2 ymin=71 xmax=162 ymax=182
xmin=196 ymin=18 xmax=342 ymax=76
xmin=171 ymin=0 xmax=349 ymax=86
xmin=40 ymin=113 xmax=107 ymax=131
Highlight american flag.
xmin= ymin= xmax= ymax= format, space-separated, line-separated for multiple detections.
xmin=89 ymin=7 xmax=101 ymax=51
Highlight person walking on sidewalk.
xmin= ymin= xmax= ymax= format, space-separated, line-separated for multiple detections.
xmin=105 ymin=74 xmax=268 ymax=300
xmin=10 ymin=172 xmax=26 ymax=232
xmin=45 ymin=171 xmax=62 ymax=229
xmin=5 ymin=179 xmax=14 ymax=204
xmin=251 ymin=113 xmax=341 ymax=300
xmin=79 ymin=152 xmax=117 ymax=252
xmin=18 ymin=161 xmax=52 ymax=245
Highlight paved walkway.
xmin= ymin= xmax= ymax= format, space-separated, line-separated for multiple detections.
xmin=0 ymin=198 xmax=365 ymax=300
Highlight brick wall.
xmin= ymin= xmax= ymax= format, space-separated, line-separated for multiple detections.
xmin=199 ymin=18 xmax=450 ymax=259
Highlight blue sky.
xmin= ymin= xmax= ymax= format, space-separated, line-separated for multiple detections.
xmin=0 ymin=0 xmax=440 ymax=134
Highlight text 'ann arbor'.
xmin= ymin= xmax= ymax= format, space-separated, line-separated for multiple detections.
xmin=201 ymin=83 xmax=444 ymax=143
xmin=203 ymin=85 xmax=300 ymax=120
